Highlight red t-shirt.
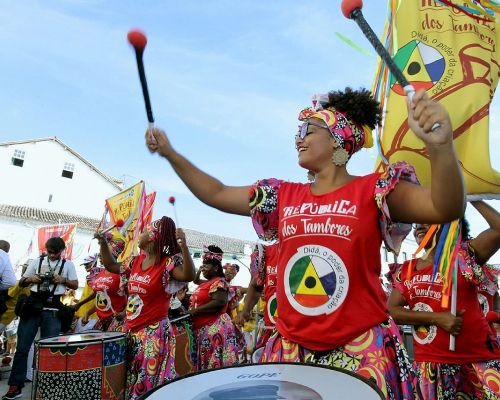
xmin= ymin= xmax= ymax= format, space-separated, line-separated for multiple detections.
xmin=126 ymin=253 xmax=178 ymax=332
xmin=274 ymin=174 xmax=388 ymax=350
xmin=89 ymin=270 xmax=126 ymax=320
xmin=190 ymin=278 xmax=229 ymax=330
xmin=394 ymin=260 xmax=500 ymax=363
xmin=263 ymin=243 xmax=279 ymax=327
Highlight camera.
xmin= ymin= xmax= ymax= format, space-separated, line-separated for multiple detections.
xmin=39 ymin=271 xmax=54 ymax=292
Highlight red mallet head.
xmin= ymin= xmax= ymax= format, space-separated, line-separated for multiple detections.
xmin=341 ymin=0 xmax=363 ymax=19
xmin=127 ymin=29 xmax=148 ymax=51
xmin=115 ymin=219 xmax=125 ymax=228
xmin=486 ymin=311 xmax=500 ymax=323
xmin=169 ymin=196 xmax=176 ymax=205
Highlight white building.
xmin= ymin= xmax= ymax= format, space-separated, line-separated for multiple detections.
xmin=0 ymin=137 xmax=123 ymax=218
xmin=0 ymin=137 xmax=255 ymax=286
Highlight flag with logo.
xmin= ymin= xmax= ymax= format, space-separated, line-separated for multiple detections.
xmin=372 ymin=0 xmax=499 ymax=197
xmin=102 ymin=181 xmax=147 ymax=262
xmin=37 ymin=223 xmax=78 ymax=259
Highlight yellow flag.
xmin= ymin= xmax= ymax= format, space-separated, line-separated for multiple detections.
xmin=105 ymin=181 xmax=145 ymax=262
xmin=376 ymin=1 xmax=499 ymax=196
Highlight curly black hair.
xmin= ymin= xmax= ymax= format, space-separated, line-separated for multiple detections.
xmin=326 ymin=87 xmax=381 ymax=129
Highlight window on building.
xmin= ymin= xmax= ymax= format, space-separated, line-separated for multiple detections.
xmin=193 ymin=252 xmax=201 ymax=258
xmin=392 ymin=253 xmax=398 ymax=264
xmin=48 ymin=194 xmax=53 ymax=203
xmin=62 ymin=162 xmax=75 ymax=179
xmin=11 ymin=149 xmax=25 ymax=167
xmin=403 ymin=252 xmax=408 ymax=261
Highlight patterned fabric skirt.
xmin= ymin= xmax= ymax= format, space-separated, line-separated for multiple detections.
xmin=260 ymin=319 xmax=421 ymax=400
xmin=127 ymin=318 xmax=177 ymax=400
xmin=256 ymin=326 xmax=274 ymax=349
xmin=94 ymin=314 xmax=125 ymax=332
xmin=414 ymin=359 xmax=500 ymax=399
xmin=195 ymin=313 xmax=239 ymax=371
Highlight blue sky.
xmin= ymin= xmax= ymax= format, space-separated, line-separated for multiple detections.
xmin=1 ymin=1 xmax=499 ymax=259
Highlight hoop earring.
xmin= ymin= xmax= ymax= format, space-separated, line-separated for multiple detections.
xmin=307 ymin=171 xmax=315 ymax=182
xmin=332 ymin=147 xmax=349 ymax=166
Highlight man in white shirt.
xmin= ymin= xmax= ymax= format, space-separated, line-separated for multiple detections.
xmin=0 ymin=241 xmax=17 ymax=293
xmin=2 ymin=237 xmax=78 ymax=400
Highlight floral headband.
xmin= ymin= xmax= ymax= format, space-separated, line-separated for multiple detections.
xmin=104 ymin=232 xmax=125 ymax=258
xmin=146 ymin=219 xmax=161 ymax=241
xmin=202 ymin=245 xmax=223 ymax=262
xmin=297 ymin=93 xmax=373 ymax=159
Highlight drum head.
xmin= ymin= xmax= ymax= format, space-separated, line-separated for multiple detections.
xmin=37 ymin=331 xmax=125 ymax=346
xmin=142 ymin=363 xmax=384 ymax=399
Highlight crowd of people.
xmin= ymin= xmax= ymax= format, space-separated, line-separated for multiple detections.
xmin=0 ymin=87 xmax=498 ymax=400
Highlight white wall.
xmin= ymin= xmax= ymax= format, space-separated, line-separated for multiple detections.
xmin=0 ymin=139 xmax=120 ymax=218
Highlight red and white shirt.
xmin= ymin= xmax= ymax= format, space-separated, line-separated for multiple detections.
xmin=190 ymin=278 xmax=229 ymax=330
xmin=89 ymin=270 xmax=126 ymax=321
xmin=249 ymin=165 xmax=418 ymax=351
xmin=391 ymin=259 xmax=500 ymax=363
xmin=252 ymin=243 xmax=279 ymax=328
xmin=126 ymin=253 xmax=182 ymax=332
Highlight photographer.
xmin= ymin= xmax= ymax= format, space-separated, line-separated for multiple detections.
xmin=2 ymin=237 xmax=78 ymax=400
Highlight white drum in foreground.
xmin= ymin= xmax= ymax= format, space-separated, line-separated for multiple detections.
xmin=142 ymin=362 xmax=384 ymax=399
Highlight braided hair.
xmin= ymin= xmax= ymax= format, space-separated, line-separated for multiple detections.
xmin=153 ymin=216 xmax=181 ymax=265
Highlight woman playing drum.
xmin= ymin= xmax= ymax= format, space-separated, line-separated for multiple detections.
xmin=145 ymin=88 xmax=465 ymax=398
xmin=98 ymin=216 xmax=195 ymax=400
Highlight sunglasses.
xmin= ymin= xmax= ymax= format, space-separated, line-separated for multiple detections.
xmin=296 ymin=121 xmax=330 ymax=140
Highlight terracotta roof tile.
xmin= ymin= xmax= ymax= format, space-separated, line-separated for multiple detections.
xmin=0 ymin=204 xmax=255 ymax=255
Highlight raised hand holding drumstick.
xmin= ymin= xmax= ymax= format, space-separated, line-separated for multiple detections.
xmin=127 ymin=28 xmax=156 ymax=143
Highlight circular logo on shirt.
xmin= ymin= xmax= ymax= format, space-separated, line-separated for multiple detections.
xmin=96 ymin=291 xmax=112 ymax=312
xmin=266 ymin=293 xmax=278 ymax=325
xmin=478 ymin=293 xmax=489 ymax=315
xmin=284 ymin=245 xmax=349 ymax=316
xmin=412 ymin=302 xmax=437 ymax=344
xmin=126 ymin=294 xmax=143 ymax=320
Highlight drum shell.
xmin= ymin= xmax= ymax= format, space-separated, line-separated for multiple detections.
xmin=170 ymin=315 xmax=197 ymax=377
xmin=35 ymin=332 xmax=126 ymax=400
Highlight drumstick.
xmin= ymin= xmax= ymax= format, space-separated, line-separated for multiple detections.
xmin=169 ymin=196 xmax=180 ymax=226
xmin=100 ymin=219 xmax=124 ymax=235
xmin=341 ymin=0 xmax=440 ymax=130
xmin=127 ymin=29 xmax=156 ymax=142
xmin=169 ymin=196 xmax=183 ymax=244
xmin=449 ymin=259 xmax=458 ymax=351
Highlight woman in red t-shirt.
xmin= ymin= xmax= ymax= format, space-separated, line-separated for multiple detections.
xmin=76 ymin=238 xmax=127 ymax=332
xmin=145 ymin=88 xmax=465 ymax=399
xmin=235 ymin=242 xmax=279 ymax=352
xmin=387 ymin=200 xmax=500 ymax=399
xmin=98 ymin=216 xmax=195 ymax=400
xmin=189 ymin=246 xmax=239 ymax=370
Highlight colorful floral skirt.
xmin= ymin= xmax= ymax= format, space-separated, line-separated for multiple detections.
xmin=414 ymin=359 xmax=500 ymax=399
xmin=260 ymin=318 xmax=421 ymax=400
xmin=127 ymin=318 xmax=177 ymax=400
xmin=256 ymin=326 xmax=274 ymax=349
xmin=195 ymin=313 xmax=239 ymax=371
xmin=94 ymin=314 xmax=125 ymax=332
